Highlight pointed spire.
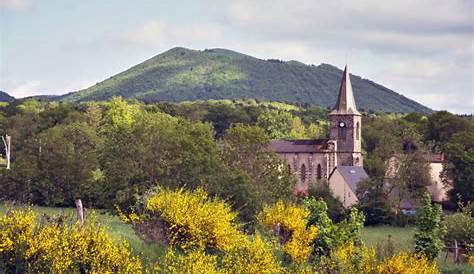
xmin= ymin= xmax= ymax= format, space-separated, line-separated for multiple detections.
xmin=330 ymin=65 xmax=360 ymax=115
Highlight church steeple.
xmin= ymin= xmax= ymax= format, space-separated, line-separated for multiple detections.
xmin=330 ymin=65 xmax=360 ymax=115
xmin=329 ymin=65 xmax=363 ymax=167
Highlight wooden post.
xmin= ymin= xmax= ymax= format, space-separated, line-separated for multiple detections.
xmin=453 ymin=239 xmax=459 ymax=264
xmin=75 ymin=199 xmax=84 ymax=226
xmin=2 ymin=135 xmax=11 ymax=170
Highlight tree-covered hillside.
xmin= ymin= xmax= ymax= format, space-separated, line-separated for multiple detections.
xmin=60 ymin=47 xmax=431 ymax=113
xmin=0 ymin=91 xmax=13 ymax=102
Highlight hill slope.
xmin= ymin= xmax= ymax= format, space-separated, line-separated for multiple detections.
xmin=60 ymin=47 xmax=431 ymax=113
xmin=0 ymin=91 xmax=14 ymax=102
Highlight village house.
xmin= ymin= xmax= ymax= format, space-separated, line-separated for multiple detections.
xmin=269 ymin=66 xmax=449 ymax=209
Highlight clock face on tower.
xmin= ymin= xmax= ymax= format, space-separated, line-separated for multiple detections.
xmin=339 ymin=121 xmax=346 ymax=128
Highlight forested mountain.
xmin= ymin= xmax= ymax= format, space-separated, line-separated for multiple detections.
xmin=60 ymin=47 xmax=431 ymax=113
xmin=0 ymin=91 xmax=14 ymax=102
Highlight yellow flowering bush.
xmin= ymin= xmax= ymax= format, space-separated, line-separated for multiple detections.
xmin=221 ymin=233 xmax=282 ymax=274
xmin=316 ymin=242 xmax=439 ymax=274
xmin=0 ymin=208 xmax=36 ymax=270
xmin=0 ymin=209 xmax=142 ymax=273
xmin=258 ymin=200 xmax=318 ymax=263
xmin=158 ymin=234 xmax=282 ymax=274
xmin=145 ymin=187 xmax=245 ymax=251
xmin=377 ymin=252 xmax=439 ymax=274
xmin=160 ymin=247 xmax=220 ymax=274
xmin=318 ymin=241 xmax=377 ymax=274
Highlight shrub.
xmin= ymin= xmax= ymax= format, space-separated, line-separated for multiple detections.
xmin=160 ymin=248 xmax=220 ymax=274
xmin=144 ymin=187 xmax=245 ymax=252
xmin=221 ymin=233 xmax=283 ymax=274
xmin=443 ymin=201 xmax=474 ymax=252
xmin=414 ymin=193 xmax=446 ymax=260
xmin=317 ymin=241 xmax=377 ymax=274
xmin=304 ymin=198 xmax=365 ymax=257
xmin=377 ymin=252 xmax=439 ymax=274
xmin=0 ymin=208 xmax=142 ymax=273
xmin=258 ymin=200 xmax=318 ymax=263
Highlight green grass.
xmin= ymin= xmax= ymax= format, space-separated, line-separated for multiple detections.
xmin=361 ymin=225 xmax=415 ymax=253
xmin=362 ymin=225 xmax=473 ymax=274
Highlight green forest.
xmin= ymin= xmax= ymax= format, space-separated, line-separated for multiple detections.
xmin=0 ymin=97 xmax=473 ymax=273
xmin=59 ymin=47 xmax=431 ymax=114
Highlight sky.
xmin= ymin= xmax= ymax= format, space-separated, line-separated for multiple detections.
xmin=0 ymin=0 xmax=473 ymax=114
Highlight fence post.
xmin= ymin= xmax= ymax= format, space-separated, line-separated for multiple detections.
xmin=75 ymin=199 xmax=84 ymax=226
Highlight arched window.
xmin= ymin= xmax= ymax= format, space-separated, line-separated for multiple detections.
xmin=317 ymin=164 xmax=322 ymax=180
xmin=338 ymin=126 xmax=347 ymax=140
xmin=300 ymin=164 xmax=306 ymax=182
xmin=356 ymin=122 xmax=360 ymax=140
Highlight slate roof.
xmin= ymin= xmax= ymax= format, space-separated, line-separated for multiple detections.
xmin=268 ymin=139 xmax=330 ymax=153
xmin=333 ymin=166 xmax=369 ymax=194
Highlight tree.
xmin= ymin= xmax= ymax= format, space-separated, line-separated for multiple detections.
xmin=442 ymin=130 xmax=474 ymax=204
xmin=218 ymin=124 xmax=294 ymax=224
xmin=12 ymin=122 xmax=102 ymax=206
xmin=304 ymin=198 xmax=365 ymax=257
xmin=256 ymin=109 xmax=300 ymax=139
xmin=426 ymin=111 xmax=473 ymax=146
xmin=414 ymin=193 xmax=446 ymax=260
xmin=101 ymin=100 xmax=221 ymax=208
xmin=389 ymin=150 xmax=432 ymax=208
xmin=356 ymin=179 xmax=391 ymax=225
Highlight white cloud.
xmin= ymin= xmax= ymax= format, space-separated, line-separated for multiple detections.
xmin=0 ymin=0 xmax=28 ymax=11
xmin=9 ymin=80 xmax=41 ymax=98
xmin=123 ymin=20 xmax=224 ymax=49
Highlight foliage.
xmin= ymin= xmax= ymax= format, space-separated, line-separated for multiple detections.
xmin=304 ymin=198 xmax=365 ymax=257
xmin=160 ymin=248 xmax=220 ymax=274
xmin=0 ymin=208 xmax=142 ymax=273
xmin=377 ymin=252 xmax=439 ymax=274
xmin=60 ymin=47 xmax=431 ymax=113
xmin=442 ymin=130 xmax=474 ymax=204
xmin=307 ymin=183 xmax=346 ymax=221
xmin=258 ymin=200 xmax=318 ymax=263
xmin=145 ymin=187 xmax=244 ymax=252
xmin=357 ymin=179 xmax=392 ymax=225
xmin=158 ymin=234 xmax=283 ymax=274
xmin=218 ymin=124 xmax=294 ymax=224
xmin=414 ymin=193 xmax=446 ymax=260
xmin=221 ymin=233 xmax=283 ymax=274
xmin=443 ymin=201 xmax=474 ymax=252
xmin=317 ymin=242 xmax=439 ymax=274
xmin=4 ymin=122 xmax=101 ymax=206
xmin=317 ymin=241 xmax=377 ymax=274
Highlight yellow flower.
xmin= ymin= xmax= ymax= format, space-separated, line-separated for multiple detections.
xmin=377 ymin=252 xmax=440 ymax=274
xmin=146 ymin=187 xmax=244 ymax=252
xmin=258 ymin=201 xmax=318 ymax=263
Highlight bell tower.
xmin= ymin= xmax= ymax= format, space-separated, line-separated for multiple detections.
xmin=329 ymin=65 xmax=362 ymax=166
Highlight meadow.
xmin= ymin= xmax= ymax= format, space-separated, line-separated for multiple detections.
xmin=1 ymin=204 xmax=471 ymax=273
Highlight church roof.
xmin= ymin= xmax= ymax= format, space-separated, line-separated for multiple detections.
xmin=268 ymin=139 xmax=330 ymax=153
xmin=331 ymin=166 xmax=368 ymax=194
xmin=330 ymin=65 xmax=361 ymax=115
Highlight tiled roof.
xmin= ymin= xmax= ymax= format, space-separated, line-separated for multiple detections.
xmin=333 ymin=166 xmax=369 ymax=194
xmin=268 ymin=139 xmax=330 ymax=153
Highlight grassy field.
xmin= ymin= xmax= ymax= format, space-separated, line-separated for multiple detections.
xmin=361 ymin=225 xmax=472 ymax=274
xmin=1 ymin=204 xmax=472 ymax=273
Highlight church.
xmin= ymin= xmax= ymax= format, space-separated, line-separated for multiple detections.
xmin=269 ymin=65 xmax=368 ymax=208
